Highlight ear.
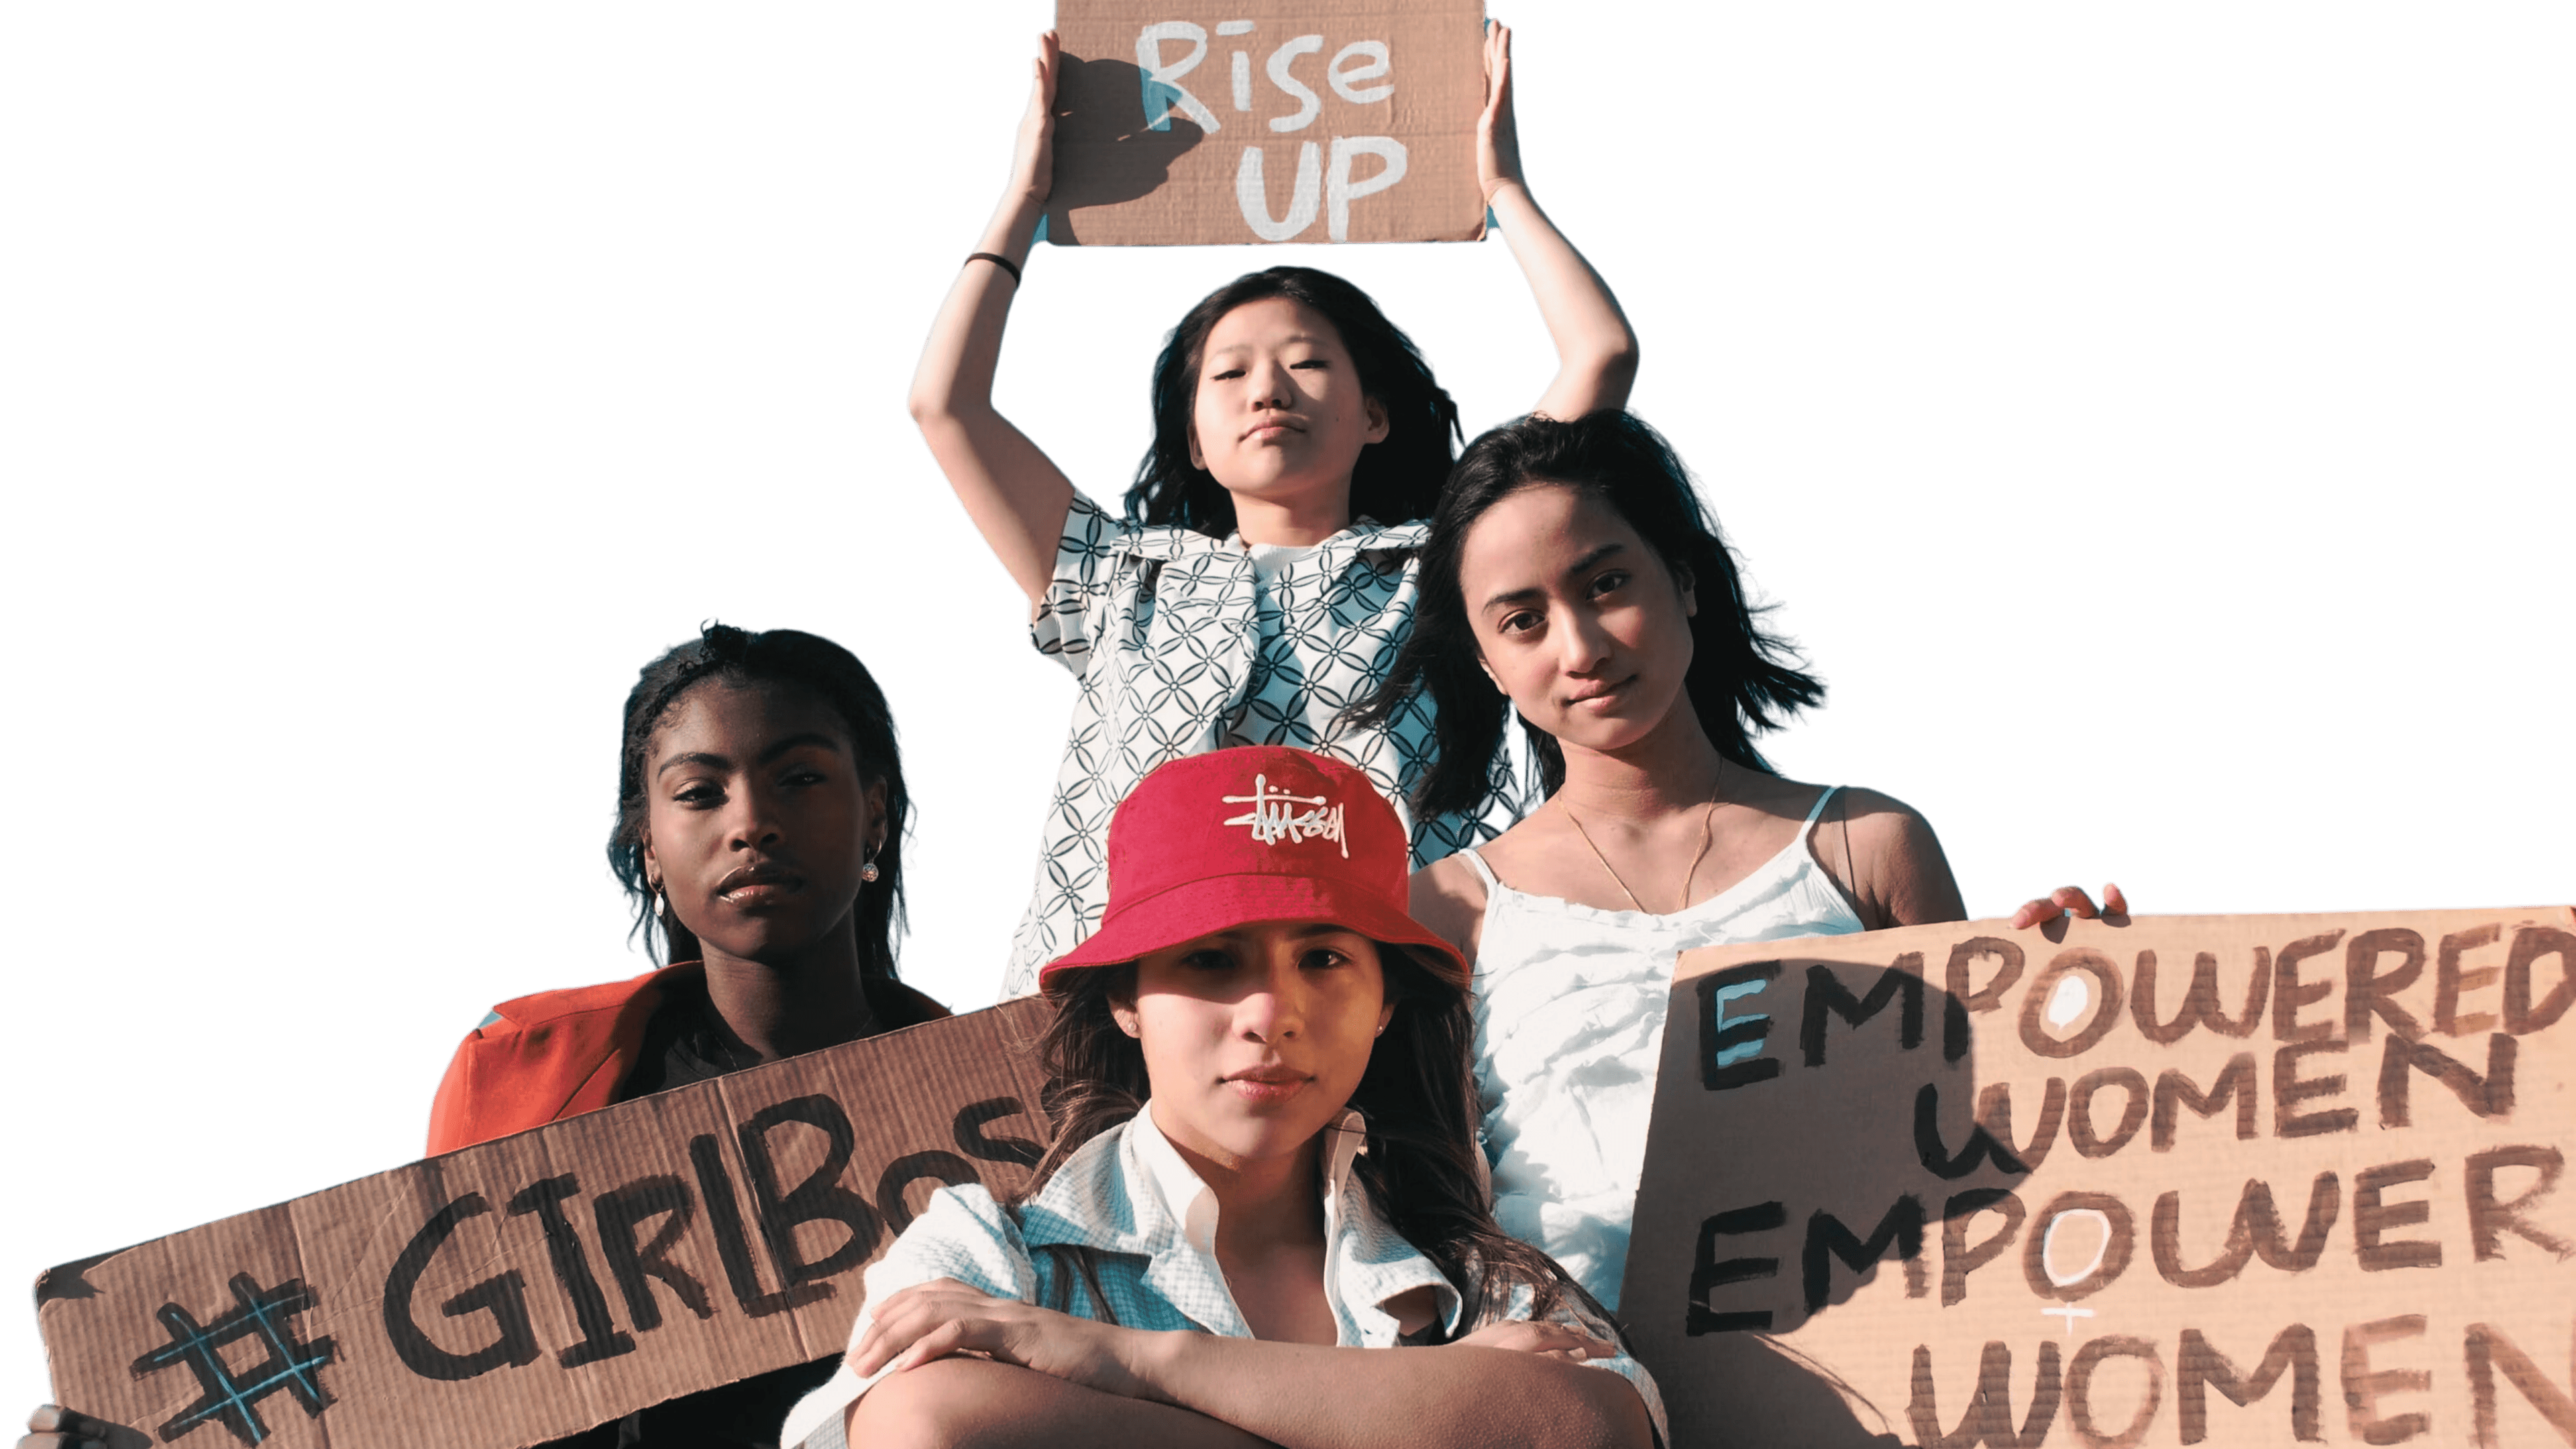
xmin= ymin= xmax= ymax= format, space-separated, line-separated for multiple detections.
xmin=1361 ymin=395 xmax=1391 ymax=445
xmin=1375 ymin=999 xmax=1395 ymax=1037
xmin=1187 ymin=420 xmax=1205 ymax=471
xmin=640 ymin=833 xmax=659 ymax=889
xmin=1476 ymin=653 xmax=1507 ymax=696
xmin=1110 ymin=996 xmax=1144 ymax=1039
xmin=863 ymin=777 xmax=890 ymax=854
xmin=1674 ymin=562 xmax=1699 ymax=619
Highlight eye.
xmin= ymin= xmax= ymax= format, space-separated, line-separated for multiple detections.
xmin=1211 ymin=366 xmax=1246 ymax=381
xmin=1297 ymin=947 xmax=1351 ymax=971
xmin=1181 ymin=947 xmax=1238 ymax=973
xmin=1588 ymin=569 xmax=1631 ymax=599
xmin=781 ymin=765 xmax=828 ymax=788
xmin=1496 ymin=608 xmax=1544 ymax=637
xmin=672 ymin=782 xmax=721 ymax=808
xmin=1289 ymin=358 xmax=1328 ymax=370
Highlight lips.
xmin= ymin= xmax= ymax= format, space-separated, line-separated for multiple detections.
xmin=1242 ymin=419 xmax=1305 ymax=442
xmin=713 ymin=861 xmax=804 ymax=906
xmin=1223 ymin=1064 xmax=1313 ymax=1104
xmin=1565 ymin=674 xmax=1638 ymax=708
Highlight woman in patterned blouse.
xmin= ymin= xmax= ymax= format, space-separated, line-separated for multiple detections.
xmin=913 ymin=26 xmax=1641 ymax=998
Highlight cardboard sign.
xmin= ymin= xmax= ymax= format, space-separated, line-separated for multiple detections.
xmin=36 ymin=998 xmax=1053 ymax=1449
xmin=1047 ymin=0 xmax=1487 ymax=246
xmin=1622 ymin=909 xmax=2576 ymax=1449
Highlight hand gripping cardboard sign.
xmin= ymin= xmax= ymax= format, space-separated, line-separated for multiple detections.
xmin=1621 ymin=908 xmax=2576 ymax=1449
xmin=1046 ymin=0 xmax=1487 ymax=246
xmin=35 ymin=998 xmax=1053 ymax=1449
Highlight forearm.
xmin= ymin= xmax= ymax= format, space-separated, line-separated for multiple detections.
xmin=1128 ymin=1335 xmax=1653 ymax=1449
xmin=1489 ymin=180 xmax=1638 ymax=419
xmin=908 ymin=184 xmax=1074 ymax=603
xmin=851 ymin=1358 xmax=1275 ymax=1449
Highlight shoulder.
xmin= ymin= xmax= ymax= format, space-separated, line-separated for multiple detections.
xmin=1809 ymin=784 xmax=1965 ymax=929
xmin=867 ymin=977 xmax=952 ymax=1031
xmin=427 ymin=967 xmax=672 ymax=1155
xmin=1410 ymin=854 xmax=1489 ymax=965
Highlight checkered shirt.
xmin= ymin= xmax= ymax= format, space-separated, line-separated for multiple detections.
xmin=1000 ymin=493 xmax=1521 ymax=997
xmin=780 ymin=1109 xmax=1666 ymax=1448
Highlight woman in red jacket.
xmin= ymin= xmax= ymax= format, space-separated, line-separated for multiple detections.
xmin=437 ymin=621 xmax=947 ymax=1448
xmin=428 ymin=623 xmax=947 ymax=1159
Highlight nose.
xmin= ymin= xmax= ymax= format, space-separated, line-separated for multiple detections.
xmin=1233 ymin=959 xmax=1309 ymax=1042
xmin=1246 ymin=359 xmax=1292 ymax=410
xmin=723 ymin=784 xmax=785 ymax=851
xmin=1557 ymin=606 xmax=1614 ymax=676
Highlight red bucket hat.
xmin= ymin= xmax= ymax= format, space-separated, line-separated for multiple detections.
xmin=1040 ymin=746 xmax=1470 ymax=990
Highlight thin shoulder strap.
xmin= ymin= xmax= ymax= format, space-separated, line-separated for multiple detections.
xmin=1456 ymin=846 xmax=1503 ymax=891
xmin=1801 ymin=784 xmax=1843 ymax=835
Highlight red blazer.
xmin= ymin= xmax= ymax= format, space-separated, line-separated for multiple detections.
xmin=427 ymin=963 xmax=951 ymax=1155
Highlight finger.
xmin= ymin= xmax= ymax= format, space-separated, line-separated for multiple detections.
xmin=2011 ymin=898 xmax=2060 ymax=929
xmin=2102 ymin=882 xmax=2129 ymax=916
xmin=892 ymin=1318 xmax=975 ymax=1373
xmin=2053 ymin=885 xmax=2100 ymax=920
xmin=25 ymin=1411 xmax=110 ymax=1439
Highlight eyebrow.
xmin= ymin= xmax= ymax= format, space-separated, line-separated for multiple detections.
xmin=1479 ymin=542 xmax=1626 ymax=611
xmin=654 ymin=732 xmax=847 ymax=778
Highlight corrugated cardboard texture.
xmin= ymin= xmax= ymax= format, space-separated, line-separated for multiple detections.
xmin=36 ymin=997 xmax=1053 ymax=1449
xmin=1623 ymin=908 xmax=2576 ymax=1448
xmin=1049 ymin=0 xmax=1485 ymax=246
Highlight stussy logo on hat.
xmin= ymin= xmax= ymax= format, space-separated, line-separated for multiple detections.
xmin=1221 ymin=774 xmax=1348 ymax=858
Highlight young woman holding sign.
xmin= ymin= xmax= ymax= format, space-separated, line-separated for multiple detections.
xmin=1364 ymin=411 xmax=2121 ymax=1311
xmin=779 ymin=746 xmax=1662 ymax=1449
xmin=920 ymin=24 xmax=1638 ymax=998
xmin=20 ymin=625 xmax=951 ymax=1449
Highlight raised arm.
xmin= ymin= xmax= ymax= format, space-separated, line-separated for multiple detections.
xmin=908 ymin=31 xmax=1079 ymax=608
xmin=1479 ymin=23 xmax=1640 ymax=421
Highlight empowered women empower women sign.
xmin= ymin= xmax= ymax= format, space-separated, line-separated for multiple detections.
xmin=1624 ymin=908 xmax=2576 ymax=1449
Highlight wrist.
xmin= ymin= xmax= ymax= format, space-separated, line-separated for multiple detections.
xmin=1113 ymin=1328 xmax=1189 ymax=1404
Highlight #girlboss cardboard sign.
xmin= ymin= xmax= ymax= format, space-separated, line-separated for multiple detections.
xmin=35 ymin=998 xmax=1053 ymax=1449
xmin=1623 ymin=908 xmax=2576 ymax=1449
xmin=1047 ymin=0 xmax=1487 ymax=246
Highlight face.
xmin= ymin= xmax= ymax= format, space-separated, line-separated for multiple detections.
xmin=1187 ymin=297 xmax=1390 ymax=514
xmin=1458 ymin=482 xmax=1700 ymax=755
xmin=1112 ymin=922 xmax=1395 ymax=1171
xmin=640 ymin=682 xmax=885 ymax=970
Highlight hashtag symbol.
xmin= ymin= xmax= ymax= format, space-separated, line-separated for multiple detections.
xmin=129 ymin=1273 xmax=337 ymax=1446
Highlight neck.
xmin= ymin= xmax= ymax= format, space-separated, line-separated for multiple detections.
xmin=1232 ymin=486 xmax=1354 ymax=548
xmin=1553 ymin=701 xmax=1731 ymax=822
xmin=1152 ymin=1104 xmax=1328 ymax=1253
xmin=696 ymin=923 xmax=879 ymax=1063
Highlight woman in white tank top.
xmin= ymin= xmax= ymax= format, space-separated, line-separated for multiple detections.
xmin=1354 ymin=413 xmax=2118 ymax=1310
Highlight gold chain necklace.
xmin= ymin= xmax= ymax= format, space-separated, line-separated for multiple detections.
xmin=1558 ymin=763 xmax=1725 ymax=916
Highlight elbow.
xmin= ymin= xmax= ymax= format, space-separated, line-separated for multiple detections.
xmin=1592 ymin=335 xmax=1641 ymax=401
xmin=906 ymin=385 xmax=955 ymax=431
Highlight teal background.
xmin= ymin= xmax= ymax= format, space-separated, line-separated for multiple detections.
xmin=5 ymin=0 xmax=2571 ymax=1421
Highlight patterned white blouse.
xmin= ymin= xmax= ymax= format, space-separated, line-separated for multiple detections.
xmin=1000 ymin=492 xmax=1518 ymax=997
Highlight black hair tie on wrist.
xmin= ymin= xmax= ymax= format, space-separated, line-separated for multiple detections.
xmin=965 ymin=251 xmax=1022 ymax=286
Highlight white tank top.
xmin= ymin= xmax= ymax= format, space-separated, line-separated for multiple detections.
xmin=1464 ymin=786 xmax=1865 ymax=1311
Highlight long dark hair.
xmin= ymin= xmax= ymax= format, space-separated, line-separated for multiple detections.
xmin=1356 ymin=411 xmax=1825 ymax=816
xmin=1029 ymin=948 xmax=1606 ymax=1334
xmin=608 ymin=623 xmax=910 ymax=982
xmin=1125 ymin=267 xmax=1462 ymax=537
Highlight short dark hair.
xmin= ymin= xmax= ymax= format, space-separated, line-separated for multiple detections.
xmin=607 ymin=623 xmax=909 ymax=982
xmin=1357 ymin=411 xmax=1825 ymax=814
xmin=1124 ymin=267 xmax=1462 ymax=537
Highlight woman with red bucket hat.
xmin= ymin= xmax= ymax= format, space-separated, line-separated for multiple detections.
xmin=779 ymin=746 xmax=1663 ymax=1449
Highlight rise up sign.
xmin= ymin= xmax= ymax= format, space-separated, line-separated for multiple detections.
xmin=36 ymin=999 xmax=1053 ymax=1449
xmin=1046 ymin=0 xmax=1487 ymax=245
xmin=1622 ymin=908 xmax=2576 ymax=1449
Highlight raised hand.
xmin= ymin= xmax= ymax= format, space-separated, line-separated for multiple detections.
xmin=2010 ymin=883 xmax=2129 ymax=930
xmin=1007 ymin=30 xmax=1063 ymax=206
xmin=1477 ymin=21 xmax=1523 ymax=199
